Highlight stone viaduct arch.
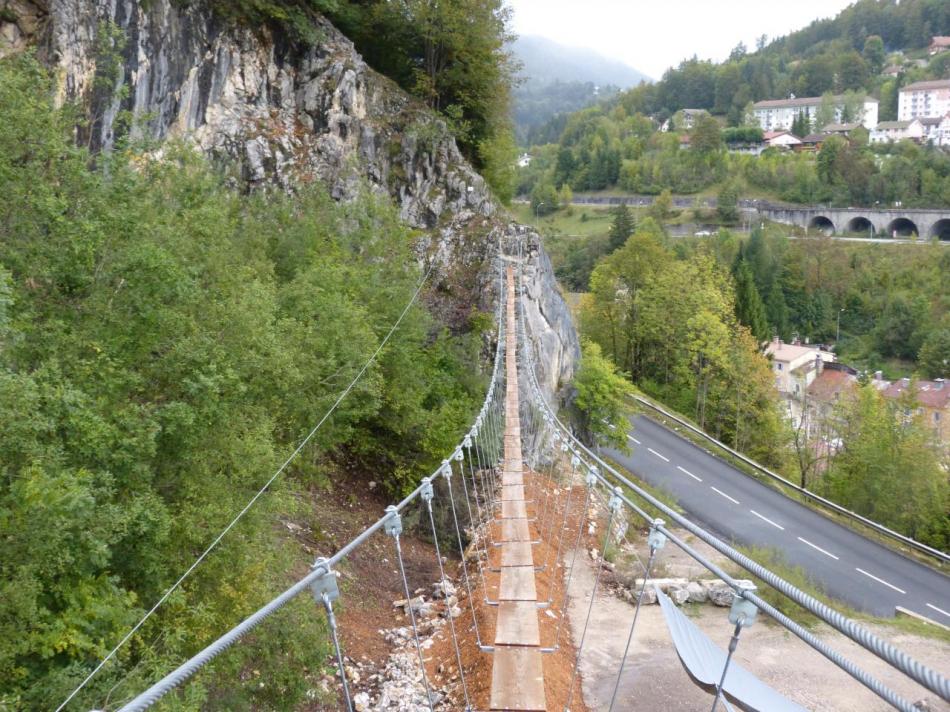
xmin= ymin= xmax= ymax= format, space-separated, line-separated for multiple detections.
xmin=755 ymin=205 xmax=950 ymax=240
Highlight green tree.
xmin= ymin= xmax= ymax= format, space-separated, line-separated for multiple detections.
xmin=530 ymin=181 xmax=559 ymax=216
xmin=862 ymin=35 xmax=886 ymax=74
xmin=765 ymin=279 xmax=789 ymax=340
xmin=821 ymin=384 xmax=948 ymax=549
xmin=572 ymin=340 xmax=630 ymax=450
xmin=717 ymin=182 xmax=739 ymax=223
xmin=815 ymin=92 xmax=838 ymax=131
xmin=692 ymin=113 xmax=723 ymax=154
xmin=607 ymin=204 xmax=636 ymax=252
xmin=649 ymin=189 xmax=674 ymax=221
xmin=733 ymin=261 xmax=770 ymax=344
xmin=918 ymin=328 xmax=950 ymax=378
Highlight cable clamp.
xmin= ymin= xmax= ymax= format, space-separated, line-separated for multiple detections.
xmin=729 ymin=581 xmax=759 ymax=627
xmin=463 ymin=435 xmax=472 ymax=449
xmin=384 ymin=505 xmax=403 ymax=537
xmin=585 ymin=467 xmax=598 ymax=489
xmin=310 ymin=557 xmax=340 ymax=604
xmin=441 ymin=461 xmax=453 ymax=480
xmin=608 ymin=486 xmax=623 ymax=513
xmin=454 ymin=448 xmax=464 ymax=462
xmin=421 ymin=477 xmax=434 ymax=502
xmin=647 ymin=519 xmax=667 ymax=551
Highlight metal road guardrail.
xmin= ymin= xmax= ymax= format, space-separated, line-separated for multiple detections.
xmin=629 ymin=394 xmax=950 ymax=566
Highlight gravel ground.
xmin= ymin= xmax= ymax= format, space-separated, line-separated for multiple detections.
xmin=565 ymin=546 xmax=950 ymax=711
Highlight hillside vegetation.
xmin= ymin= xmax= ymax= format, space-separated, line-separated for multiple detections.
xmin=576 ymin=217 xmax=949 ymax=549
xmin=0 ymin=54 xmax=488 ymax=710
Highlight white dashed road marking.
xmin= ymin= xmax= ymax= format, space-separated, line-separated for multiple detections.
xmin=926 ymin=603 xmax=950 ymax=619
xmin=648 ymin=447 xmax=669 ymax=462
xmin=627 ymin=434 xmax=641 ymax=445
xmin=749 ymin=510 xmax=784 ymax=530
xmin=710 ymin=486 xmax=739 ymax=505
xmin=855 ymin=568 xmax=906 ymax=594
xmin=676 ymin=466 xmax=702 ymax=482
xmin=797 ymin=537 xmax=839 ymax=560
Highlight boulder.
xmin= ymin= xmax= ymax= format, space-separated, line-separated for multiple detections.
xmin=668 ymin=586 xmax=690 ymax=605
xmin=432 ymin=580 xmax=457 ymax=599
xmin=686 ymin=581 xmax=708 ymax=603
xmin=707 ymin=583 xmax=735 ymax=607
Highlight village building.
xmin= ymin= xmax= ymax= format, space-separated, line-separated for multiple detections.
xmin=752 ymin=95 xmax=879 ymax=132
xmin=765 ymin=337 xmax=836 ymax=426
xmin=679 ymin=108 xmax=708 ymax=130
xmin=869 ymin=119 xmax=925 ymax=144
xmin=882 ymin=377 xmax=950 ymax=443
xmin=898 ymin=79 xmax=950 ymax=121
xmin=929 ymin=36 xmax=950 ymax=55
xmin=763 ymin=130 xmax=801 ymax=150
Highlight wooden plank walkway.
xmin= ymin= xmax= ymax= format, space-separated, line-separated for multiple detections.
xmin=489 ymin=265 xmax=546 ymax=712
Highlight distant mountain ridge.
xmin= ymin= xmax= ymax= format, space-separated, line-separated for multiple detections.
xmin=513 ymin=35 xmax=650 ymax=87
xmin=511 ymin=35 xmax=650 ymax=144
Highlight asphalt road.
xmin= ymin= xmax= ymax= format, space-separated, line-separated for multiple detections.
xmin=604 ymin=414 xmax=950 ymax=622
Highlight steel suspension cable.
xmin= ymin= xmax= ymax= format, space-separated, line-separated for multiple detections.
xmin=444 ymin=464 xmax=484 ymax=648
xmin=392 ymin=525 xmax=435 ymax=712
xmin=422 ymin=478 xmax=471 ymax=710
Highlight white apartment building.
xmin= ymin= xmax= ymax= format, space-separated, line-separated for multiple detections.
xmin=898 ymin=79 xmax=950 ymax=121
xmin=870 ymin=119 xmax=925 ymax=144
xmin=752 ymin=95 xmax=879 ymax=132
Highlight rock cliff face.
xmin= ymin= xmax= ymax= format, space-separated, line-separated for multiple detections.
xmin=1 ymin=0 xmax=579 ymax=398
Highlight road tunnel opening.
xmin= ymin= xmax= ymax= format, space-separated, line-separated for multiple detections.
xmin=808 ymin=216 xmax=835 ymax=236
xmin=929 ymin=219 xmax=950 ymax=241
xmin=887 ymin=217 xmax=919 ymax=238
xmin=845 ymin=217 xmax=874 ymax=236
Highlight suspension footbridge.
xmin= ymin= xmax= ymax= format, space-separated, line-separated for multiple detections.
xmin=64 ymin=247 xmax=948 ymax=711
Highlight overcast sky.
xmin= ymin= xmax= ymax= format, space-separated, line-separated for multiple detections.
xmin=507 ymin=0 xmax=856 ymax=79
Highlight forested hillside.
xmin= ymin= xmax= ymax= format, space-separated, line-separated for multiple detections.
xmin=517 ymin=0 xmax=950 ymax=207
xmin=0 ymin=46 xmax=492 ymax=711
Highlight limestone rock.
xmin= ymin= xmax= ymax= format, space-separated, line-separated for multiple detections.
xmin=686 ymin=581 xmax=708 ymax=603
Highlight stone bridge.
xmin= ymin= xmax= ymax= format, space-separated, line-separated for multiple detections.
xmin=758 ymin=206 xmax=950 ymax=239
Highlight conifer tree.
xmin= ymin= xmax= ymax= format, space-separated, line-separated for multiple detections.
xmin=733 ymin=260 xmax=770 ymax=344
xmin=607 ymin=203 xmax=636 ymax=252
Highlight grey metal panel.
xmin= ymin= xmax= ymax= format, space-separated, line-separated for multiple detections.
xmin=655 ymin=586 xmax=808 ymax=712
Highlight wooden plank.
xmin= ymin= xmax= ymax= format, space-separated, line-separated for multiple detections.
xmin=501 ymin=541 xmax=535 ymax=567
xmin=501 ymin=500 xmax=527 ymax=519
xmin=499 ymin=566 xmax=537 ymax=601
xmin=489 ymin=647 xmax=546 ymax=711
xmin=500 ymin=484 xmax=525 ymax=501
xmin=494 ymin=601 xmax=540 ymax=647
xmin=501 ymin=473 xmax=523 ymax=487
xmin=500 ymin=518 xmax=531 ymax=542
